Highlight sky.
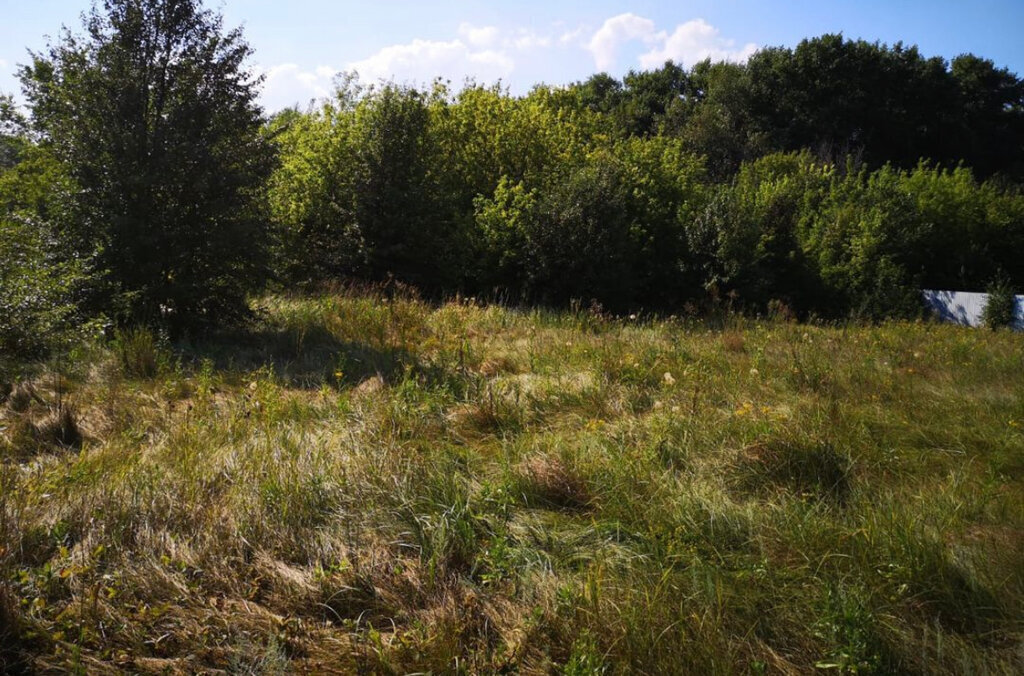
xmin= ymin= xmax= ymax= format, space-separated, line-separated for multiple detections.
xmin=2 ymin=1 xmax=1024 ymax=112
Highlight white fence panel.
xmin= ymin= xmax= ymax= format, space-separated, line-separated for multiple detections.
xmin=922 ymin=290 xmax=1024 ymax=330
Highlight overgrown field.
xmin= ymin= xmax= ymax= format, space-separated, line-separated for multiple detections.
xmin=2 ymin=291 xmax=1022 ymax=674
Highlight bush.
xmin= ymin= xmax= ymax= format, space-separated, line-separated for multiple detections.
xmin=982 ymin=277 xmax=1018 ymax=329
xmin=0 ymin=215 xmax=86 ymax=358
xmin=0 ymin=145 xmax=90 ymax=358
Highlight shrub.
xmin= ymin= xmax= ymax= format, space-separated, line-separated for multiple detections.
xmin=0 ymin=150 xmax=89 ymax=358
xmin=982 ymin=277 xmax=1018 ymax=329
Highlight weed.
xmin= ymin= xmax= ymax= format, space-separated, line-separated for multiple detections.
xmin=981 ymin=277 xmax=1018 ymax=330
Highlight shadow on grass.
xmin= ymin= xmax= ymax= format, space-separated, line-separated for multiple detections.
xmin=172 ymin=321 xmax=409 ymax=388
xmin=171 ymin=319 xmax=462 ymax=394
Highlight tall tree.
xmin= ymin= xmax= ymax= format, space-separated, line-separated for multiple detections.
xmin=19 ymin=0 xmax=276 ymax=330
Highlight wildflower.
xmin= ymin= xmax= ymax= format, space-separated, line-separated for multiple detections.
xmin=1010 ymin=419 xmax=1020 ymax=428
xmin=663 ymin=371 xmax=676 ymax=386
xmin=629 ymin=314 xmax=637 ymax=321
xmin=734 ymin=401 xmax=754 ymax=416
xmin=671 ymin=405 xmax=680 ymax=413
xmin=749 ymin=367 xmax=759 ymax=376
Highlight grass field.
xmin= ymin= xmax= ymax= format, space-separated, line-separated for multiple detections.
xmin=1 ymin=289 xmax=1022 ymax=674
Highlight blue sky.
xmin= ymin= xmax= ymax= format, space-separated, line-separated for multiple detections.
xmin=3 ymin=1 xmax=1023 ymax=112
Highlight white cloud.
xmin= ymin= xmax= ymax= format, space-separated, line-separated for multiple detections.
xmin=0 ymin=59 xmax=8 ymax=70
xmin=458 ymin=23 xmax=500 ymax=48
xmin=259 ymin=63 xmax=337 ymax=111
xmin=587 ymin=13 xmax=659 ymax=71
xmin=559 ymin=26 xmax=588 ymax=47
xmin=256 ymin=22 xmax=569 ymax=110
xmin=346 ymin=37 xmax=515 ymax=87
xmin=586 ymin=14 xmax=756 ymax=71
xmin=262 ymin=14 xmax=757 ymax=111
xmin=512 ymin=29 xmax=552 ymax=51
xmin=639 ymin=19 xmax=757 ymax=68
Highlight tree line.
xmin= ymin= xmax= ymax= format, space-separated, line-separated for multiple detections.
xmin=2 ymin=0 xmax=1023 ymax=357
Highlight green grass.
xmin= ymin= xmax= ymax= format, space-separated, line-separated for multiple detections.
xmin=1 ymin=289 xmax=1022 ymax=673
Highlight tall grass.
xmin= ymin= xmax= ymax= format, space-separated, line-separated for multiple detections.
xmin=1 ymin=288 xmax=1021 ymax=673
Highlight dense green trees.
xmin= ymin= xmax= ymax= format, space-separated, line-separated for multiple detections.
xmin=18 ymin=0 xmax=276 ymax=331
xmin=269 ymin=77 xmax=1022 ymax=318
xmin=570 ymin=35 xmax=1024 ymax=182
xmin=3 ymin=14 xmax=1024 ymax=356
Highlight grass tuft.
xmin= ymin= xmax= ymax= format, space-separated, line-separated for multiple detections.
xmin=33 ymin=405 xmax=83 ymax=450
xmin=113 ymin=326 xmax=166 ymax=378
xmin=515 ymin=453 xmax=592 ymax=511
xmin=5 ymin=383 xmax=38 ymax=413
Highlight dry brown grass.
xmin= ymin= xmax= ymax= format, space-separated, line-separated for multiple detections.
xmin=517 ymin=453 xmax=592 ymax=510
xmin=721 ymin=330 xmax=746 ymax=353
xmin=33 ymin=405 xmax=83 ymax=450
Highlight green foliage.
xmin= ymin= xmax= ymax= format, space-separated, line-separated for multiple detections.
xmin=677 ymin=60 xmax=769 ymax=180
xmin=692 ymin=152 xmax=1024 ymax=319
xmin=694 ymin=151 xmax=831 ymax=313
xmin=0 ymin=93 xmax=30 ymax=170
xmin=805 ymin=164 xmax=930 ymax=319
xmin=473 ymin=138 xmax=705 ymax=310
xmin=981 ymin=277 xmax=1018 ymax=329
xmin=8 ymin=19 xmax=1024 ymax=333
xmin=0 ymin=145 xmax=90 ymax=358
xmin=267 ymin=98 xmax=363 ymax=283
xmin=19 ymin=0 xmax=276 ymax=332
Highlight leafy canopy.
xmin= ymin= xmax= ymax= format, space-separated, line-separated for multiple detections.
xmin=19 ymin=0 xmax=276 ymax=331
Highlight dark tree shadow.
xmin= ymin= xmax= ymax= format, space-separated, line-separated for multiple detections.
xmin=172 ymin=321 xmax=419 ymax=389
